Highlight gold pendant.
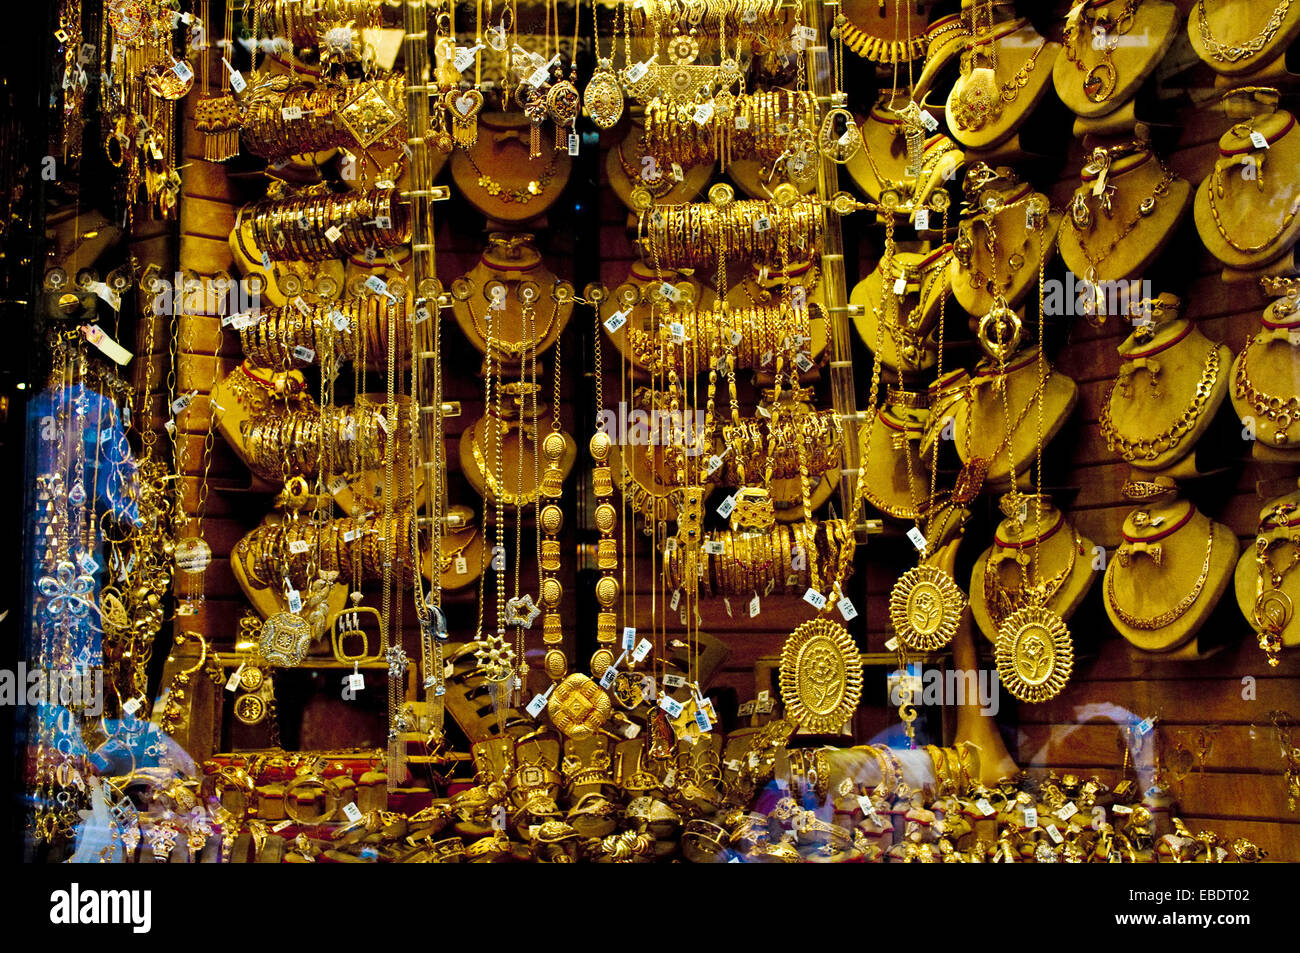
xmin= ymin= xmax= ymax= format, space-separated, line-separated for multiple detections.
xmin=445 ymin=88 xmax=484 ymax=149
xmin=584 ymin=60 xmax=624 ymax=130
xmin=995 ymin=604 xmax=1074 ymax=703
xmin=778 ymin=618 xmax=864 ymax=734
xmin=259 ymin=612 xmax=312 ymax=667
xmin=233 ymin=693 xmax=267 ymax=725
xmin=547 ymin=79 xmax=581 ymax=148
xmin=888 ymin=564 xmax=965 ymax=651
xmin=818 ymin=106 xmax=862 ymax=164
xmin=547 ymin=672 xmax=613 ymax=739
xmin=952 ymin=65 xmax=1001 ymax=132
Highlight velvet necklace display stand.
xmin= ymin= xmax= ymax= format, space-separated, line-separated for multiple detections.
xmin=970 ymin=494 xmax=1096 ymax=644
xmin=1229 ymin=294 xmax=1300 ymax=463
xmin=859 ymin=398 xmax=929 ymax=522
xmin=1103 ymin=494 xmax=1239 ymax=656
xmin=851 ymin=244 xmax=953 ymax=376
xmin=1234 ymin=484 xmax=1300 ymax=656
xmin=1101 ymin=311 xmax=1231 ymax=478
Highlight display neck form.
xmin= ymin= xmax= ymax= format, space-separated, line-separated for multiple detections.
xmin=946 ymin=17 xmax=1057 ymax=149
xmin=1055 ymin=0 xmax=1180 ymax=118
xmin=1189 ymin=0 xmax=1300 ymax=77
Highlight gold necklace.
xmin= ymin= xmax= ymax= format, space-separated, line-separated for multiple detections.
xmin=1108 ymin=521 xmax=1215 ymax=630
xmin=1100 ymin=342 xmax=1220 ymax=461
xmin=1253 ymin=503 xmax=1300 ymax=666
xmin=1063 ymin=0 xmax=1140 ymax=103
xmin=1196 ymin=0 xmax=1294 ymax=62
xmin=463 ymin=150 xmax=560 ymax=204
xmin=1234 ymin=332 xmax=1300 ymax=444
xmin=983 ymin=524 xmax=1079 ymax=628
xmin=1208 ymin=124 xmax=1300 ymax=255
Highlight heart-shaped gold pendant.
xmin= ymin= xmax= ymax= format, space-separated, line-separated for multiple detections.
xmin=444 ymin=88 xmax=483 ymax=148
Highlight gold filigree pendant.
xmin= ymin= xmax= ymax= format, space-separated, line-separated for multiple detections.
xmin=995 ymin=604 xmax=1074 ymax=703
xmin=778 ymin=618 xmax=864 ymax=734
xmin=889 ymin=564 xmax=965 ymax=651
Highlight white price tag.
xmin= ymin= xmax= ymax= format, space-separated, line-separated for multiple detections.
xmin=754 ymin=216 xmax=772 ymax=233
xmin=921 ymin=110 xmax=939 ymax=132
xmin=693 ymin=101 xmax=714 ymax=125
xmin=225 ymin=663 xmax=245 ymax=692
xmin=281 ymin=105 xmax=303 ymax=121
xmin=1251 ymin=130 xmax=1269 ymax=150
xmin=526 ymin=693 xmax=548 ymax=718
xmin=734 ymin=113 xmax=750 ymax=130
xmin=88 ymin=280 xmax=122 ymax=312
xmin=364 ymin=275 xmax=391 ymax=298
xmin=730 ymin=329 xmax=743 ymax=346
xmin=261 ymin=251 xmax=273 ymax=271
xmin=325 ymin=224 xmax=343 ymax=243
xmin=622 ymin=626 xmax=637 ymax=651
xmin=716 ymin=495 xmax=736 ymax=518
xmin=893 ymin=275 xmax=908 ymax=295
xmin=659 ymin=281 xmax=682 ymax=303
xmin=80 ymin=325 xmax=132 ymax=365
xmin=705 ymin=454 xmax=724 ymax=476
xmin=604 ymin=309 xmax=629 ymax=334
xmin=599 ymin=666 xmax=618 ymax=689
xmin=1023 ymin=806 xmax=1039 ymax=827
xmin=286 ymin=588 xmax=302 ymax=613
xmin=327 ymin=476 xmax=348 ymax=494
xmin=748 ymin=594 xmax=760 ymax=617
xmin=976 ymin=798 xmax=995 ymax=817
xmin=528 ymin=64 xmax=552 ymax=87
xmin=632 ymin=639 xmax=652 ymax=663
xmin=1046 ymin=823 xmax=1064 ymax=844
xmin=1112 ymin=804 xmax=1133 ymax=815
xmin=802 ymin=588 xmax=827 ymax=610
xmin=794 ymin=352 xmax=813 ymax=373
xmin=288 ymin=539 xmax=310 ymax=554
xmin=348 ymin=671 xmax=365 ymax=692
xmin=229 ymin=70 xmax=246 ymax=94
xmin=670 ymin=588 xmax=681 ymax=610
xmin=626 ymin=60 xmax=649 ymax=83
xmin=122 ymin=697 xmax=141 ymax=716
xmin=568 ymin=133 xmax=579 ymax=156
xmin=270 ymin=819 xmax=294 ymax=833
xmin=837 ymin=596 xmax=858 ymax=621
xmin=330 ymin=309 xmax=349 ymax=332
xmin=343 ymin=802 xmax=364 ymax=823
xmin=1056 ymin=801 xmax=1078 ymax=821
xmin=292 ymin=345 xmax=316 ymax=363
xmin=229 ymin=313 xmax=259 ymax=330
xmin=454 ymin=556 xmax=467 ymax=575
xmin=885 ymin=636 xmax=900 ymax=652
xmin=173 ymin=60 xmax=193 ymax=82
xmin=659 ymin=696 xmax=684 ymax=719
xmin=454 ymin=45 xmax=479 ymax=73
xmin=669 ymin=321 xmax=685 ymax=343
xmin=791 ymin=25 xmax=817 ymax=49
xmin=857 ymin=795 xmax=879 ymax=818
xmin=703 ymin=540 xmax=725 ymax=556
xmin=914 ymin=208 xmax=930 ymax=231
xmin=670 ymin=162 xmax=684 ymax=182
xmin=363 ymin=246 xmax=377 ymax=264
xmin=907 ymin=526 xmax=927 ymax=551
xmin=293 ymin=296 xmax=313 ymax=317
xmin=694 ymin=708 xmax=713 ymax=732
xmin=170 ymin=391 xmax=195 ymax=414
xmin=663 ymin=673 xmax=687 ymax=689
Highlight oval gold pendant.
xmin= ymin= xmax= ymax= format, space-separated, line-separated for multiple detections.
xmin=888 ymin=564 xmax=966 ymax=651
xmin=584 ymin=64 xmax=625 ymax=130
xmin=995 ymin=604 xmax=1074 ymax=703
xmin=779 ymin=618 xmax=864 ymax=734
xmin=1083 ymin=61 xmax=1117 ymax=103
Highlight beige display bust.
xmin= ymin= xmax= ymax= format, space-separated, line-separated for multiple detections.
xmin=851 ymin=245 xmax=953 ymax=375
xmin=1188 ymin=0 xmax=1300 ymax=77
xmin=953 ymin=346 xmax=1078 ymax=490
xmin=846 ymin=92 xmax=963 ymax=207
xmin=1229 ymin=294 xmax=1300 ymax=457
xmin=945 ymin=18 xmax=1062 ymax=151
xmin=951 ymin=175 xmax=1061 ymax=319
xmin=601 ymin=262 xmax=716 ymax=371
xmin=439 ymin=505 xmax=486 ymax=593
xmin=1233 ymin=487 xmax=1300 ymax=655
xmin=858 ymin=400 xmax=929 ymax=521
xmin=449 ymin=111 xmax=573 ymax=223
xmin=458 ymin=396 xmax=577 ymax=510
xmin=1103 ymin=497 xmax=1239 ymax=654
xmin=913 ymin=12 xmax=970 ymax=102
xmin=1193 ymin=107 xmax=1300 ymax=271
xmin=920 ymin=368 xmax=972 ymax=464
xmin=605 ymin=117 xmax=713 ymax=212
xmin=970 ymin=495 xmax=1096 ymax=643
xmin=450 ymin=234 xmax=573 ymax=363
xmin=1059 ymin=147 xmax=1192 ymax=287
xmin=1100 ymin=315 xmax=1231 ymax=474
xmin=1052 ymin=0 xmax=1179 ymax=119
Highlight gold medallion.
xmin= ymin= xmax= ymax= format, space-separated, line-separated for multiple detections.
xmin=584 ymin=61 xmax=625 ymax=129
xmin=260 ymin=612 xmax=312 ymax=667
xmin=778 ymin=619 xmax=863 ymax=734
xmin=888 ymin=565 xmax=965 ymax=651
xmin=995 ymin=604 xmax=1074 ymax=703
xmin=547 ymin=673 xmax=613 ymax=739
xmin=233 ymin=693 xmax=266 ymax=726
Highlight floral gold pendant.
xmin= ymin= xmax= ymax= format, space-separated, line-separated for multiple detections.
xmin=995 ymin=604 xmax=1073 ymax=703
xmin=888 ymin=564 xmax=965 ymax=651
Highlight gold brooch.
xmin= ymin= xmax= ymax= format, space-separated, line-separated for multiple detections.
xmin=547 ymin=673 xmax=613 ymax=739
xmin=778 ymin=619 xmax=863 ymax=734
xmin=889 ymin=565 xmax=965 ymax=651
xmin=995 ymin=604 xmax=1074 ymax=703
xmin=260 ymin=612 xmax=312 ymax=667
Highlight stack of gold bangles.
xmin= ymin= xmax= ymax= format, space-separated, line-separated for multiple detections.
xmin=719 ymin=409 xmax=842 ymax=484
xmin=234 ymin=513 xmax=417 ymax=590
xmin=626 ymin=303 xmax=820 ymax=373
xmin=241 ymin=403 xmax=394 ymax=481
xmin=661 ymin=520 xmax=854 ymax=597
xmin=237 ymin=296 xmax=409 ymax=370
xmin=252 ymin=0 xmax=386 ymax=49
xmin=243 ymin=187 xmax=410 ymax=263
xmin=638 ymin=196 xmax=824 ymax=270
xmin=239 ymin=76 xmax=406 ymax=161
xmin=643 ymin=90 xmax=818 ymax=167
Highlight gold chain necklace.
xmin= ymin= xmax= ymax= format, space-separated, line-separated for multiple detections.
xmin=1100 ymin=342 xmax=1220 ymax=461
xmin=1108 ymin=522 xmax=1215 ymax=630
xmin=1234 ymin=332 xmax=1300 ymax=444
xmin=1196 ymin=0 xmax=1294 ymax=62
xmin=464 ymin=150 xmax=560 ymax=204
xmin=983 ymin=526 xmax=1079 ymax=628
xmin=1208 ymin=143 xmax=1300 ymax=255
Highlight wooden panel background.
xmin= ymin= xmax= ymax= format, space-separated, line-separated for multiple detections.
xmin=161 ymin=0 xmax=1300 ymax=857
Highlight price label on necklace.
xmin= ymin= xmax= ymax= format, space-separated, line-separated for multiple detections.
xmin=568 ymin=133 xmax=580 ymax=156
xmin=914 ymin=208 xmax=930 ymax=231
xmin=670 ymin=588 xmax=681 ymax=610
xmin=170 ymin=391 xmax=195 ymax=414
xmin=1046 ymin=823 xmax=1064 ymax=845
xmin=791 ymin=25 xmax=817 ymax=50
xmin=341 ymin=802 xmax=362 ymax=823
xmin=172 ymin=59 xmax=193 ymax=82
xmin=362 ymin=246 xmax=377 ymax=265
xmin=293 ymin=296 xmax=313 ymax=317
xmin=794 ymin=352 xmax=814 ymax=373
xmin=1023 ymin=805 xmax=1039 ymax=827
xmin=670 ymin=162 xmax=684 ymax=182
xmin=292 ymin=345 xmax=316 ymax=363
xmin=223 ymin=61 xmax=246 ymax=94
xmin=659 ymin=281 xmax=683 ymax=303
xmin=659 ymin=695 xmax=684 ymax=719
xmin=705 ymin=454 xmax=724 ymax=476
xmin=893 ymin=274 xmax=909 ymax=296
xmin=748 ymin=593 xmax=761 ymax=618
xmin=527 ymin=63 xmax=553 ymax=88
xmin=526 ymin=692 xmax=549 ymax=718
xmin=453 ymin=555 xmax=467 ymax=575
xmin=976 ymin=797 xmax=996 ymax=817
xmin=921 ymin=110 xmax=939 ymax=133
xmin=225 ymin=663 xmax=245 ymax=692
xmin=802 ymin=588 xmax=828 ymax=610
xmin=664 ymin=537 xmax=677 ymax=554
xmin=603 ymin=308 xmax=629 ymax=334
xmin=1055 ymin=801 xmax=1078 ymax=821
xmin=286 ymin=588 xmax=302 ymax=613
xmin=907 ymin=526 xmax=927 ymax=552
xmin=364 ymin=275 xmax=394 ymax=300
xmin=695 ymin=708 xmax=713 ymax=732
xmin=632 ymin=638 xmax=652 ymax=663
xmin=668 ymin=321 xmax=686 ymax=343
xmin=329 ymin=309 xmax=349 ymax=332
xmin=754 ymin=216 xmax=772 ymax=233
xmin=716 ymin=494 xmax=736 ymax=518
xmin=288 ymin=539 xmax=310 ymax=555
xmin=885 ymin=636 xmax=900 ymax=652
xmin=1251 ymin=130 xmax=1270 ymax=150
xmin=622 ymin=626 xmax=637 ymax=651
xmin=340 ymin=416 xmax=357 ymax=441
xmin=693 ymin=101 xmax=714 ymax=126
xmin=348 ymin=670 xmax=365 ymax=692
xmin=838 ymin=596 xmax=858 ymax=621
xmin=626 ymin=60 xmax=650 ymax=83
xmin=453 ymin=43 xmax=483 ymax=73
xmin=81 ymin=325 xmax=133 ymax=365
xmin=663 ymin=673 xmax=687 ymax=689
xmin=599 ymin=666 xmax=618 ymax=689
xmin=281 ymin=104 xmax=303 ymax=121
